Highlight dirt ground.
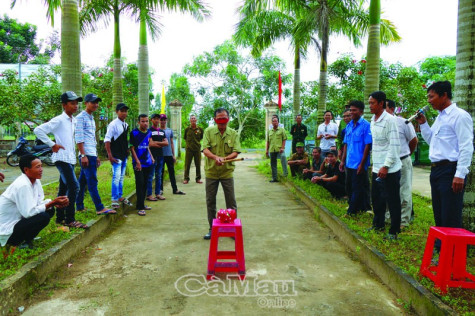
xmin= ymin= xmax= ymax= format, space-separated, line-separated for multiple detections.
xmin=21 ymin=153 xmax=404 ymax=315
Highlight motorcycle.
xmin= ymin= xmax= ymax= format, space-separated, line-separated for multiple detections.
xmin=7 ymin=136 xmax=55 ymax=167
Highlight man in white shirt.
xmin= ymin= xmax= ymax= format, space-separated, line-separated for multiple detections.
xmin=0 ymin=155 xmax=68 ymax=249
xmin=416 ymin=81 xmax=473 ymax=249
xmin=386 ymin=100 xmax=418 ymax=229
xmin=369 ymin=91 xmax=402 ymax=240
xmin=316 ymin=111 xmax=338 ymax=157
xmin=34 ymin=91 xmax=88 ymax=229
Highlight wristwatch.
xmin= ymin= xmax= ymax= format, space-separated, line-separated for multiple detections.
xmin=80 ymin=154 xmax=86 ymax=158
xmin=382 ymin=165 xmax=389 ymax=170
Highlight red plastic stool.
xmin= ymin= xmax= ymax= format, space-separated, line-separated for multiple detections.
xmin=207 ymin=218 xmax=246 ymax=280
xmin=419 ymin=226 xmax=475 ymax=293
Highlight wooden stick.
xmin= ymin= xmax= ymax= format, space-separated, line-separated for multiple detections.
xmin=222 ymin=158 xmax=245 ymax=163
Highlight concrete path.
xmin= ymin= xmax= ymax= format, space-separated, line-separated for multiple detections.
xmin=22 ymin=153 xmax=402 ymax=315
xmin=0 ymin=159 xmax=59 ymax=192
xmin=412 ymin=166 xmax=431 ymax=198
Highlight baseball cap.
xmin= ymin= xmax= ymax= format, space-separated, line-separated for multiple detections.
xmin=116 ymin=103 xmax=129 ymax=111
xmin=159 ymin=114 xmax=167 ymax=120
xmin=61 ymin=91 xmax=83 ymax=103
xmin=296 ymin=142 xmax=305 ymax=147
xmin=84 ymin=93 xmax=102 ymax=103
xmin=150 ymin=113 xmax=160 ymax=119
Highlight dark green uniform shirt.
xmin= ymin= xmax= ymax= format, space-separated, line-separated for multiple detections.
xmin=185 ymin=125 xmax=204 ymax=151
xmin=290 ymin=123 xmax=308 ymax=143
xmin=289 ymin=152 xmax=310 ymax=174
xmin=201 ymin=126 xmax=241 ymax=179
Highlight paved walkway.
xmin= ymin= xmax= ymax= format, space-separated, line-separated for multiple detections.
xmin=412 ymin=166 xmax=431 ymax=198
xmin=22 ymin=153 xmax=402 ymax=315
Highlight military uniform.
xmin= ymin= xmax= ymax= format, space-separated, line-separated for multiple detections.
xmin=268 ymin=127 xmax=287 ymax=181
xmin=184 ymin=125 xmax=204 ymax=182
xmin=202 ymin=126 xmax=241 ymax=229
xmin=290 ymin=123 xmax=308 ymax=153
xmin=288 ymin=152 xmax=310 ymax=177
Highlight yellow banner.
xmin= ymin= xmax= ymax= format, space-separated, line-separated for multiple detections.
xmin=160 ymin=85 xmax=166 ymax=114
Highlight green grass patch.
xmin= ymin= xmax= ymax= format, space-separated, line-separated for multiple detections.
xmin=255 ymin=159 xmax=474 ymax=315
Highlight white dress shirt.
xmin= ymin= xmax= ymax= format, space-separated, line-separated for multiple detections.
xmin=395 ymin=116 xmax=417 ymax=158
xmin=317 ymin=121 xmax=338 ymax=150
xmin=34 ymin=112 xmax=77 ymax=164
xmin=0 ymin=174 xmax=51 ymax=246
xmin=371 ymin=110 xmax=401 ymax=174
xmin=420 ymin=103 xmax=474 ymax=178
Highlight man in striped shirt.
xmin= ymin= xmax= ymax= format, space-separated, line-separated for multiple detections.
xmin=368 ymin=91 xmax=401 ymax=240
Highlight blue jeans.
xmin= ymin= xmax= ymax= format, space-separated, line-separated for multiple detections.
xmin=111 ymin=158 xmax=127 ymax=201
xmin=55 ymin=161 xmax=79 ymax=224
xmin=147 ymin=157 xmax=164 ymax=196
xmin=76 ymin=156 xmax=104 ymax=212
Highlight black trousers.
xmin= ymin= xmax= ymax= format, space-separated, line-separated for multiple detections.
xmin=346 ymin=168 xmax=370 ymax=214
xmin=161 ymin=156 xmax=178 ymax=192
xmin=7 ymin=211 xmax=53 ymax=246
xmin=134 ymin=167 xmax=152 ymax=210
xmin=372 ymin=171 xmax=401 ymax=235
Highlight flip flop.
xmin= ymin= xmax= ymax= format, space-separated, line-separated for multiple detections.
xmin=146 ymin=196 xmax=158 ymax=201
xmin=119 ymin=198 xmax=133 ymax=206
xmin=144 ymin=205 xmax=152 ymax=210
xmin=137 ymin=210 xmax=146 ymax=216
xmin=173 ymin=190 xmax=186 ymax=195
xmin=65 ymin=221 xmax=89 ymax=229
xmin=96 ymin=209 xmax=117 ymax=215
xmin=156 ymin=195 xmax=166 ymax=200
xmin=111 ymin=202 xmax=120 ymax=209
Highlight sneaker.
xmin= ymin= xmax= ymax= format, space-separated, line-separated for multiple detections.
xmin=384 ymin=233 xmax=398 ymax=241
xmin=269 ymin=179 xmax=279 ymax=183
xmin=203 ymin=231 xmax=212 ymax=240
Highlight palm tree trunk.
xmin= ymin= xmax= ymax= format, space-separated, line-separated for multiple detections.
xmin=363 ymin=0 xmax=381 ymax=119
xmin=316 ymin=23 xmax=329 ymax=140
xmin=293 ymin=46 xmax=301 ymax=118
xmin=61 ymin=0 xmax=82 ymax=96
xmin=138 ymin=13 xmax=149 ymax=115
xmin=113 ymin=3 xmax=123 ymax=106
xmin=455 ymin=0 xmax=475 ymax=231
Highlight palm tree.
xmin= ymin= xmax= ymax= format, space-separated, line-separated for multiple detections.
xmin=455 ymin=0 xmax=475 ymax=231
xmin=136 ymin=0 xmax=209 ymax=115
xmin=11 ymin=0 xmax=82 ymax=96
xmin=234 ymin=6 xmax=319 ymax=118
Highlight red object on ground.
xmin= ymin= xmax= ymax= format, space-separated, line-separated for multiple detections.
xmin=217 ymin=208 xmax=236 ymax=223
xmin=419 ymin=226 xmax=475 ymax=293
xmin=207 ymin=218 xmax=246 ymax=280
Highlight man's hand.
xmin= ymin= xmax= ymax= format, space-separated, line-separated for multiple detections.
xmin=52 ymin=144 xmax=65 ymax=153
xmin=377 ymin=166 xmax=388 ymax=179
xmin=0 ymin=172 xmax=4 ymax=182
xmin=311 ymin=176 xmax=321 ymax=184
xmin=279 ymin=148 xmax=284 ymax=154
xmin=53 ymin=196 xmax=69 ymax=208
xmin=109 ymin=156 xmax=118 ymax=164
xmin=415 ymin=112 xmax=427 ymax=125
xmin=135 ymin=161 xmax=142 ymax=171
xmin=81 ymin=156 xmax=89 ymax=168
xmin=266 ymin=151 xmax=269 ymax=158
xmin=151 ymin=157 xmax=155 ymax=164
xmin=97 ymin=157 xmax=101 ymax=168
xmin=214 ymin=156 xmax=224 ymax=166
xmin=452 ymin=177 xmax=465 ymax=193
xmin=339 ymin=162 xmax=345 ymax=172
xmin=357 ymin=163 xmax=364 ymax=175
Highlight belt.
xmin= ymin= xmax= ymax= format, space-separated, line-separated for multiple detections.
xmin=400 ymin=154 xmax=410 ymax=160
xmin=431 ymin=160 xmax=457 ymax=167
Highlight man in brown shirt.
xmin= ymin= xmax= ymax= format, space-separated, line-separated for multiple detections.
xmin=183 ymin=115 xmax=204 ymax=184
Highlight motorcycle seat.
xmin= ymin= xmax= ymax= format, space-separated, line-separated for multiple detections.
xmin=32 ymin=144 xmax=50 ymax=151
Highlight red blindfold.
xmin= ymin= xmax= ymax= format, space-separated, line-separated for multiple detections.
xmin=214 ymin=118 xmax=229 ymax=124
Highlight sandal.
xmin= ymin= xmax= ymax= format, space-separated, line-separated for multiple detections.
xmin=96 ymin=209 xmax=117 ymax=215
xmin=146 ymin=196 xmax=158 ymax=201
xmin=119 ymin=198 xmax=133 ymax=206
xmin=144 ymin=205 xmax=152 ymax=210
xmin=173 ymin=190 xmax=186 ymax=195
xmin=183 ymin=180 xmax=189 ymax=184
xmin=111 ymin=202 xmax=120 ymax=209
xmin=156 ymin=195 xmax=166 ymax=200
xmin=65 ymin=221 xmax=89 ymax=229
xmin=137 ymin=210 xmax=146 ymax=216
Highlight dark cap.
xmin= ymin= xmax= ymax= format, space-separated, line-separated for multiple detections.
xmin=61 ymin=91 xmax=83 ymax=103
xmin=159 ymin=114 xmax=167 ymax=120
xmin=116 ymin=103 xmax=129 ymax=111
xmin=150 ymin=113 xmax=160 ymax=119
xmin=327 ymin=149 xmax=338 ymax=157
xmin=84 ymin=93 xmax=102 ymax=103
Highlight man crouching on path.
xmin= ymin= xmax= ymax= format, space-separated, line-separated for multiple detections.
xmin=201 ymin=108 xmax=241 ymax=240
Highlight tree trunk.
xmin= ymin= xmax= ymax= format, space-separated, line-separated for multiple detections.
xmin=138 ymin=14 xmax=149 ymax=115
xmin=363 ymin=0 xmax=380 ymax=119
xmin=455 ymin=0 xmax=475 ymax=232
xmin=316 ymin=22 xmax=329 ymax=142
xmin=293 ymin=45 xmax=301 ymax=118
xmin=61 ymin=0 xmax=81 ymax=97
xmin=113 ymin=4 xmax=123 ymax=106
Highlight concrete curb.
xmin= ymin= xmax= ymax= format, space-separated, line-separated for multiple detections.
xmin=283 ymin=180 xmax=454 ymax=316
xmin=0 ymin=192 xmax=137 ymax=315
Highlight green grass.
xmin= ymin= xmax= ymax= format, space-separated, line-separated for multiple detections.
xmin=256 ymin=158 xmax=474 ymax=315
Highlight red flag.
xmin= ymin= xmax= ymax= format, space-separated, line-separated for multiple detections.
xmin=278 ymin=71 xmax=282 ymax=111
